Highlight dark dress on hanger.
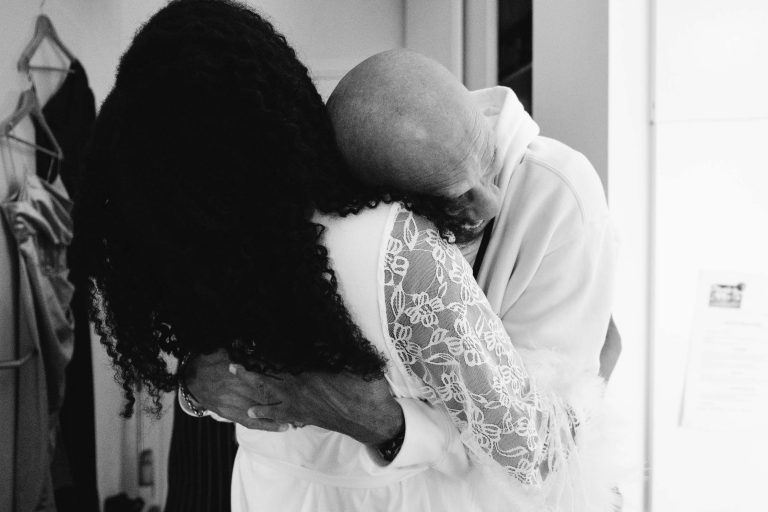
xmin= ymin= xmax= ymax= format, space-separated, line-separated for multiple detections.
xmin=33 ymin=59 xmax=100 ymax=512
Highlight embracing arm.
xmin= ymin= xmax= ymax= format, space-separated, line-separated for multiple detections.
xmin=383 ymin=208 xmax=609 ymax=491
xmin=181 ymin=347 xmax=454 ymax=466
xmin=231 ymin=362 xmax=461 ymax=468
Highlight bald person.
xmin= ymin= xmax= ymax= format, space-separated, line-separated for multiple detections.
xmin=179 ymin=50 xmax=620 ymax=508
xmin=327 ymin=49 xmax=619 ymax=379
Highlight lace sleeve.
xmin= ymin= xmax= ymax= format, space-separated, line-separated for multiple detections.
xmin=383 ymin=207 xmax=580 ymax=487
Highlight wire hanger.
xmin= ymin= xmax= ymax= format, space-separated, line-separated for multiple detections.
xmin=17 ymin=15 xmax=75 ymax=75
xmin=0 ymin=87 xmax=64 ymax=181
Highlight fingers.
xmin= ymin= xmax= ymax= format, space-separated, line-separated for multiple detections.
xmin=243 ymin=404 xmax=294 ymax=431
xmin=247 ymin=405 xmax=289 ymax=423
xmin=214 ymin=407 xmax=290 ymax=432
xmin=240 ymin=418 xmax=291 ymax=432
xmin=229 ymin=364 xmax=283 ymax=405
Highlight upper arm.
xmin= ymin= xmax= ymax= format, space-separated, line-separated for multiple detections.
xmin=383 ymin=206 xmax=575 ymax=485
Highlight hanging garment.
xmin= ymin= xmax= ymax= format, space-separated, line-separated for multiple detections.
xmin=164 ymin=400 xmax=237 ymax=512
xmin=32 ymin=58 xmax=99 ymax=512
xmin=1 ymin=168 xmax=75 ymax=512
xmin=34 ymin=59 xmax=96 ymax=195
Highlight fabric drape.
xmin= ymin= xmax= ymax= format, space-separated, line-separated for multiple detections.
xmin=165 ymin=399 xmax=238 ymax=512
xmin=33 ymin=58 xmax=99 ymax=512
xmin=1 ymin=170 xmax=75 ymax=512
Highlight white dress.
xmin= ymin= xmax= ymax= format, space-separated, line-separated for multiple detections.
xmin=230 ymin=203 xmax=615 ymax=512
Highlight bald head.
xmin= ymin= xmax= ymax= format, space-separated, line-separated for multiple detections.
xmin=327 ymin=49 xmax=488 ymax=197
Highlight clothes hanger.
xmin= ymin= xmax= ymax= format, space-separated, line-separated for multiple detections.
xmin=17 ymin=14 xmax=76 ymax=75
xmin=0 ymin=87 xmax=64 ymax=180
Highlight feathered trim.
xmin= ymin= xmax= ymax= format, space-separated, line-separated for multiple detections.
xmin=464 ymin=348 xmax=624 ymax=512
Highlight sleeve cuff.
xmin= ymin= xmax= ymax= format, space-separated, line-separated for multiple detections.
xmin=206 ymin=411 xmax=231 ymax=422
xmin=367 ymin=397 xmax=453 ymax=468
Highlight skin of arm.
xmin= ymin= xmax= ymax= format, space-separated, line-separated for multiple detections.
xmin=234 ymin=367 xmax=404 ymax=446
xmin=185 ymin=349 xmax=405 ymax=445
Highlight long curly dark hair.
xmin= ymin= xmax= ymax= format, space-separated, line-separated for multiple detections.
xmin=74 ymin=0 xmax=390 ymax=415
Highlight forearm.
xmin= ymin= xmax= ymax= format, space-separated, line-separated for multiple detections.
xmin=383 ymin=204 xmax=619 ymax=506
xmin=323 ymin=388 xmax=404 ymax=446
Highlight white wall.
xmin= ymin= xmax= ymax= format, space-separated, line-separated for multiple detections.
xmin=652 ymin=2 xmax=768 ymax=511
xmin=533 ymin=0 xmax=609 ymax=188
xmin=250 ymin=0 xmax=405 ymax=98
xmin=531 ymin=3 xmax=768 ymax=512
xmin=404 ymin=0 xmax=463 ymax=80
xmin=607 ymin=1 xmax=653 ymax=511
xmin=463 ymin=0 xmax=497 ymax=89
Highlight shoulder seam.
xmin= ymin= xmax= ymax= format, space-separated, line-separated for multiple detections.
xmin=521 ymin=153 xmax=591 ymax=225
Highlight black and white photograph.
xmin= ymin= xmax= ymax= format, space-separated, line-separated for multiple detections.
xmin=708 ymin=283 xmax=744 ymax=308
xmin=1 ymin=1 xmax=766 ymax=511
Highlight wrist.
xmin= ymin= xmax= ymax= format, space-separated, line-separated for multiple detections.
xmin=375 ymin=408 xmax=405 ymax=462
xmin=362 ymin=397 xmax=404 ymax=445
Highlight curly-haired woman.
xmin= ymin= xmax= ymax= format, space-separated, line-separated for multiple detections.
xmin=76 ymin=1 xmax=613 ymax=511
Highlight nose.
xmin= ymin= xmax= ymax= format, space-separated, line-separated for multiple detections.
xmin=466 ymin=184 xmax=501 ymax=223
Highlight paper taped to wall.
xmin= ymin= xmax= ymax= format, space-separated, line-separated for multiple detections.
xmin=681 ymin=271 xmax=768 ymax=430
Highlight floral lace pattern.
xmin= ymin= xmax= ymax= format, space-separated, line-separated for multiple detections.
xmin=384 ymin=206 xmax=577 ymax=486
